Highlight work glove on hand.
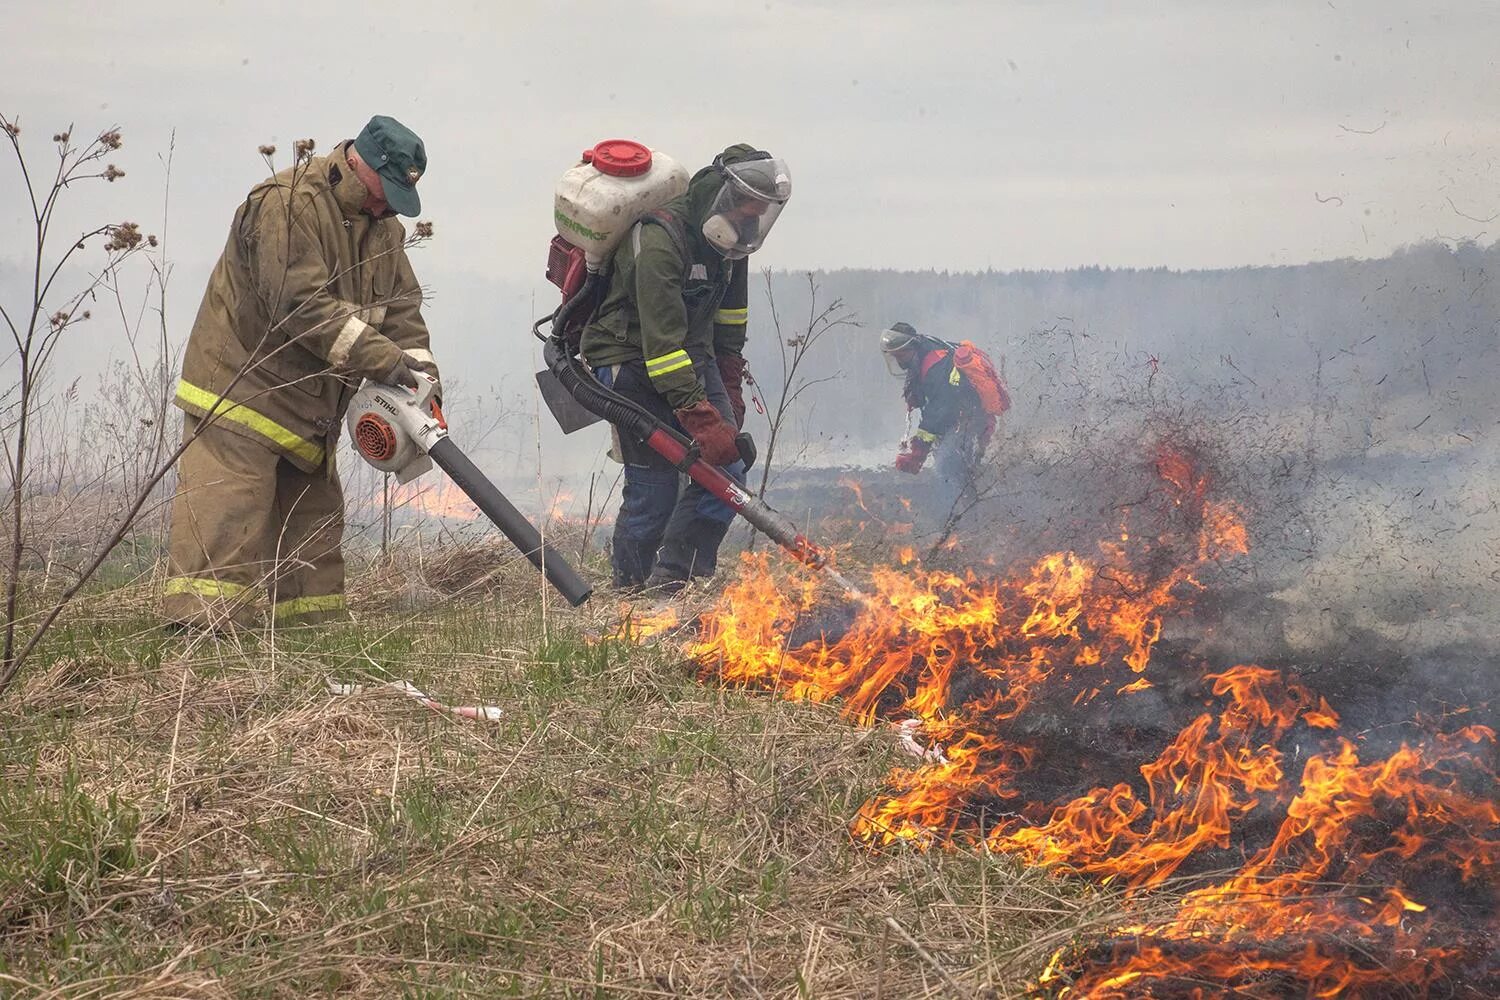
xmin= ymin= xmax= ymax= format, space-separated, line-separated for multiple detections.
xmin=404 ymin=354 xmax=443 ymax=405
xmin=383 ymin=358 xmax=421 ymax=389
xmin=716 ymin=353 xmax=749 ymax=427
xmin=895 ymin=438 xmax=932 ymax=475
xmin=675 ymin=399 xmax=741 ymax=466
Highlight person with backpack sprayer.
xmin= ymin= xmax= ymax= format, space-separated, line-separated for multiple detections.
xmin=880 ymin=322 xmax=1011 ymax=508
xmin=579 ymin=144 xmax=791 ymax=593
xmin=535 ymin=139 xmax=862 ymax=600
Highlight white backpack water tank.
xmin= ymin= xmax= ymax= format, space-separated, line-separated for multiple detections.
xmin=554 ymin=140 xmax=689 ymax=269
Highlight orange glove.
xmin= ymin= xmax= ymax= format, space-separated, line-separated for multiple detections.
xmin=675 ymin=400 xmax=741 ymax=466
xmin=895 ymin=438 xmax=931 ymax=474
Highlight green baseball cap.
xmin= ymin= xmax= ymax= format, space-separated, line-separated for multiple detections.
xmin=353 ymin=115 xmax=426 ymax=217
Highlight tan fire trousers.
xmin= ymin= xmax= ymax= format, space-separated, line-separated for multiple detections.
xmin=164 ymin=415 xmax=348 ymax=629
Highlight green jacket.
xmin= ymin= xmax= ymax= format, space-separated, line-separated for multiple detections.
xmin=579 ymin=147 xmax=753 ymax=409
xmin=175 ymin=143 xmax=438 ymax=471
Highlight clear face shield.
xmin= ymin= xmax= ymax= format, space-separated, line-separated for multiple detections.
xmin=884 ymin=349 xmax=916 ymax=376
xmin=701 ymin=154 xmax=792 ymax=259
xmin=880 ymin=325 xmax=921 ymax=376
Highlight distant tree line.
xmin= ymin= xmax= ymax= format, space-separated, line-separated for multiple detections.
xmin=741 ymin=241 xmax=1498 ymax=464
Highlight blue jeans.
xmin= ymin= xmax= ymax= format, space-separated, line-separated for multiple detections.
xmin=929 ymin=419 xmax=991 ymax=525
xmin=592 ymin=352 xmax=746 ymax=587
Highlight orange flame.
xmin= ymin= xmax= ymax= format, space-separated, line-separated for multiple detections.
xmin=619 ymin=602 xmax=680 ymax=640
xmin=391 ymin=480 xmax=479 ymax=521
xmin=543 ymin=489 xmax=578 ymax=523
xmin=683 ymin=445 xmax=1498 ymax=995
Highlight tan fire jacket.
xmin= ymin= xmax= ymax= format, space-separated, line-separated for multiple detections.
xmin=175 ymin=143 xmax=437 ymax=472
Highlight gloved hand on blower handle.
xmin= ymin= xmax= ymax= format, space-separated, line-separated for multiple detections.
xmin=895 ymin=437 xmax=931 ymax=475
xmin=674 ymin=399 xmax=742 ymax=466
xmin=383 ymin=353 xmax=442 ymax=404
xmin=384 ymin=358 xmax=420 ymax=389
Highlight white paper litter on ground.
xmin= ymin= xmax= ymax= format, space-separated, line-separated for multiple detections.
xmin=894 ymin=718 xmax=948 ymax=764
xmin=327 ymin=678 xmax=503 ymax=722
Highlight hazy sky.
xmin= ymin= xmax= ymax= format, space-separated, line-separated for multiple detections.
xmin=4 ymin=0 xmax=1498 ymax=289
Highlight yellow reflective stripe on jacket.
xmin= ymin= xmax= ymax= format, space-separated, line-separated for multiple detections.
xmin=913 ymin=428 xmax=939 ymax=444
xmin=175 ymin=379 xmax=325 ymax=465
xmin=164 ymin=577 xmax=252 ymax=599
xmin=645 ymin=349 xmax=693 ymax=378
xmin=714 ymin=307 xmax=748 ymax=326
xmin=949 ymin=366 xmax=962 ymax=386
xmin=273 ymin=594 xmax=346 ymax=619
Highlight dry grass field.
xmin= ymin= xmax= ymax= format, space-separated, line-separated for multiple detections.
xmin=0 ymin=547 xmax=1112 ymax=999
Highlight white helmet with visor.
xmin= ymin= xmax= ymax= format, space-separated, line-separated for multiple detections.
xmin=701 ymin=151 xmax=792 ymax=259
xmin=880 ymin=322 xmax=925 ymax=376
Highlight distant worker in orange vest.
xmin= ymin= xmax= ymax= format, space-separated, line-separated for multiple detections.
xmin=880 ymin=321 xmax=1010 ymax=503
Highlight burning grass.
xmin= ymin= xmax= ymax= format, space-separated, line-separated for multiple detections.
xmin=687 ymin=442 xmax=1499 ymax=998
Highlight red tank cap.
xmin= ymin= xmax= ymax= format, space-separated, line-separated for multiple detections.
xmin=589 ymin=139 xmax=652 ymax=177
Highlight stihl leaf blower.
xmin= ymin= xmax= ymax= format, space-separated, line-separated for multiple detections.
xmin=347 ymin=372 xmax=593 ymax=607
xmin=532 ymin=139 xmax=858 ymax=596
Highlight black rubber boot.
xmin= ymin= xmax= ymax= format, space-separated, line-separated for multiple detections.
xmin=641 ymin=566 xmax=689 ymax=596
xmin=654 ymin=516 xmax=733 ymax=584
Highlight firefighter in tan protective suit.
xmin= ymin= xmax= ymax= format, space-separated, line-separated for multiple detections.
xmin=164 ymin=116 xmax=439 ymax=629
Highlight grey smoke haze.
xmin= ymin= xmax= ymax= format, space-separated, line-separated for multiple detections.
xmin=754 ymin=245 xmax=1499 ymax=652
xmin=4 ymin=1 xmax=1498 ymax=282
xmin=757 ymin=243 xmax=1499 ymax=455
xmin=1 ymin=2 xmax=1496 ymax=569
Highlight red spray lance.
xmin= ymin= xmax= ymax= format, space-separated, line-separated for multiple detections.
xmin=538 ymin=326 xmax=863 ymax=599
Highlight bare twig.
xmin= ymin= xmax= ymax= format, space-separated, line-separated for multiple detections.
xmin=746 ymin=272 xmax=858 ymax=552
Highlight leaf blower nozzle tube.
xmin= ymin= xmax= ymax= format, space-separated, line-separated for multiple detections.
xmin=349 ymin=375 xmax=594 ymax=607
xmin=427 ymin=437 xmax=593 ymax=607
